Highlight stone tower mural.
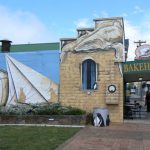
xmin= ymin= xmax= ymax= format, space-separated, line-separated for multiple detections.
xmin=60 ymin=17 xmax=125 ymax=123
xmin=61 ymin=17 xmax=125 ymax=62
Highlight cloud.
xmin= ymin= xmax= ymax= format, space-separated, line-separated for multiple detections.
xmin=99 ymin=11 xmax=109 ymax=18
xmin=0 ymin=5 xmax=53 ymax=44
xmin=124 ymin=13 xmax=150 ymax=60
xmin=124 ymin=20 xmax=141 ymax=60
xmin=74 ymin=18 xmax=92 ymax=28
xmin=133 ymin=5 xmax=144 ymax=14
xmin=75 ymin=10 xmax=109 ymax=29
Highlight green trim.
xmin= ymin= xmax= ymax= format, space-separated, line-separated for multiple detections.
xmin=123 ymin=59 xmax=150 ymax=74
xmin=0 ymin=42 xmax=60 ymax=52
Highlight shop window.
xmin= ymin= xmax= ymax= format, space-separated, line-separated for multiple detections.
xmin=82 ymin=59 xmax=97 ymax=90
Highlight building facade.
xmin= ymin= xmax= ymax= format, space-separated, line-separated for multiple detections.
xmin=0 ymin=17 xmax=130 ymax=123
xmin=60 ymin=17 xmax=126 ymax=122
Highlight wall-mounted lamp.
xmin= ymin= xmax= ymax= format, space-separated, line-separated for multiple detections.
xmin=139 ymin=77 xmax=143 ymax=81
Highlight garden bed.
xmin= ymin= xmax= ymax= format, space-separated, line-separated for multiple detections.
xmin=0 ymin=115 xmax=87 ymax=125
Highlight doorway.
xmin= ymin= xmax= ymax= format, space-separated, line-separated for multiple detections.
xmin=124 ymin=81 xmax=150 ymax=120
xmin=123 ymin=59 xmax=150 ymax=121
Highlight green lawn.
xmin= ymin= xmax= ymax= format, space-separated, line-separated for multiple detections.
xmin=0 ymin=126 xmax=81 ymax=150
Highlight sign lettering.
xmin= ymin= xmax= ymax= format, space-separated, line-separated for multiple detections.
xmin=123 ymin=61 xmax=150 ymax=73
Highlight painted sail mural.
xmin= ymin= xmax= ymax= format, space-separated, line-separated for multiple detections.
xmin=0 ymin=69 xmax=8 ymax=105
xmin=0 ymin=50 xmax=59 ymax=106
xmin=6 ymin=55 xmax=58 ymax=105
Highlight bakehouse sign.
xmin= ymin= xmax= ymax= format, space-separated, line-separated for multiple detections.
xmin=123 ymin=60 xmax=150 ymax=74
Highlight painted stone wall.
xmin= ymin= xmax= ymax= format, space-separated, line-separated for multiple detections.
xmin=60 ymin=17 xmax=124 ymax=123
xmin=60 ymin=50 xmax=123 ymax=123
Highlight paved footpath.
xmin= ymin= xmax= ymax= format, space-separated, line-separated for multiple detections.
xmin=56 ymin=123 xmax=150 ymax=150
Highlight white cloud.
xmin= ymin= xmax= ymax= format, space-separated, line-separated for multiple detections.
xmin=133 ymin=5 xmax=144 ymax=14
xmin=75 ymin=10 xmax=109 ymax=29
xmin=100 ymin=11 xmax=109 ymax=18
xmin=74 ymin=18 xmax=92 ymax=28
xmin=124 ymin=20 xmax=141 ymax=60
xmin=0 ymin=5 xmax=53 ymax=44
xmin=141 ymin=14 xmax=150 ymax=31
xmin=124 ymin=20 xmax=150 ymax=60
xmin=93 ymin=11 xmax=99 ymax=18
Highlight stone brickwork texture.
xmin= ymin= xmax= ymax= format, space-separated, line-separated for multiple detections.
xmin=60 ymin=50 xmax=124 ymax=123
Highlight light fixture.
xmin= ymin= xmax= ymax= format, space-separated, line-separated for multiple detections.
xmin=147 ymin=81 xmax=150 ymax=85
xmin=139 ymin=77 xmax=143 ymax=81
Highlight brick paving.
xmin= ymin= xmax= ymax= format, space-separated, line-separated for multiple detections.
xmin=56 ymin=123 xmax=150 ymax=150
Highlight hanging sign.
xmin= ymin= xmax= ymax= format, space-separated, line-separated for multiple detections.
xmin=135 ymin=44 xmax=150 ymax=59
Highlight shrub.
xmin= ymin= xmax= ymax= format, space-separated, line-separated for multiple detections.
xmin=0 ymin=103 xmax=86 ymax=116
xmin=1 ymin=104 xmax=33 ymax=115
xmin=63 ymin=107 xmax=86 ymax=115
xmin=86 ymin=113 xmax=93 ymax=125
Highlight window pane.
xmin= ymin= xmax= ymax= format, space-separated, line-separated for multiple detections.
xmin=91 ymin=61 xmax=96 ymax=89
xmin=82 ymin=60 xmax=87 ymax=90
xmin=87 ymin=60 xmax=91 ymax=89
xmin=82 ymin=59 xmax=96 ymax=90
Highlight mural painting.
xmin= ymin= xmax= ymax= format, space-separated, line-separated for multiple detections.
xmin=0 ymin=17 xmax=126 ymax=123
xmin=0 ymin=50 xmax=59 ymax=106
xmin=61 ymin=17 xmax=125 ymax=62
xmin=60 ymin=17 xmax=125 ymax=123
xmin=0 ymin=69 xmax=8 ymax=105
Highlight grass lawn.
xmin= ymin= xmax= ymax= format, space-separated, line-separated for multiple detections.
xmin=0 ymin=126 xmax=81 ymax=150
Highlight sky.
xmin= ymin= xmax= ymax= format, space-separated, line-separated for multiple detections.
xmin=0 ymin=0 xmax=150 ymax=60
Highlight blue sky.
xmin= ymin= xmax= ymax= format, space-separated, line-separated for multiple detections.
xmin=0 ymin=50 xmax=59 ymax=83
xmin=0 ymin=0 xmax=150 ymax=60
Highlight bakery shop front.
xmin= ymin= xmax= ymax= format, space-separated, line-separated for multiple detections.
xmin=123 ymin=44 xmax=150 ymax=121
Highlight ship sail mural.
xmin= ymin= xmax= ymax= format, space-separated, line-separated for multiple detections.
xmin=0 ymin=55 xmax=58 ymax=106
xmin=0 ymin=70 xmax=8 ymax=106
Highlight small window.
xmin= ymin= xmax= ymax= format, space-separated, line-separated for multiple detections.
xmin=82 ymin=59 xmax=97 ymax=90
